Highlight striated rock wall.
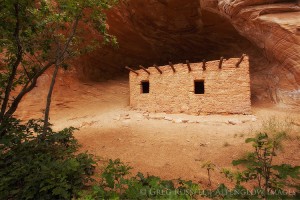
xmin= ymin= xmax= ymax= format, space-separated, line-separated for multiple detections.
xmin=75 ymin=0 xmax=251 ymax=80
xmin=129 ymin=57 xmax=251 ymax=114
xmin=213 ymin=0 xmax=300 ymax=107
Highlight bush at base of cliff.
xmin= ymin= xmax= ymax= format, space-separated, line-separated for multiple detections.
xmin=0 ymin=118 xmax=96 ymax=200
xmin=209 ymin=131 xmax=300 ymax=200
xmin=80 ymin=159 xmax=200 ymax=200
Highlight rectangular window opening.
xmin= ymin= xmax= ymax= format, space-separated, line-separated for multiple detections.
xmin=194 ymin=80 xmax=205 ymax=94
xmin=141 ymin=81 xmax=149 ymax=94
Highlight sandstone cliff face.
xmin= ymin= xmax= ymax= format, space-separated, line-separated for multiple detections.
xmin=75 ymin=0 xmax=300 ymax=107
xmin=215 ymin=0 xmax=300 ymax=106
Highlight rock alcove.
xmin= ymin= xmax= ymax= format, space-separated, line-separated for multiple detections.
xmin=74 ymin=0 xmax=300 ymax=108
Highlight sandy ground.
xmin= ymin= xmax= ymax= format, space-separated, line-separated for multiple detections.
xmin=16 ymin=70 xmax=300 ymax=188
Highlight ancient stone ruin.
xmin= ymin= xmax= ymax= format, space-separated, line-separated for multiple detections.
xmin=127 ymin=55 xmax=251 ymax=115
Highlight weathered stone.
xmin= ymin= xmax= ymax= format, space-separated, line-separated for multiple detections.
xmin=182 ymin=119 xmax=189 ymax=123
xmin=151 ymin=116 xmax=165 ymax=120
xmin=251 ymin=117 xmax=257 ymax=122
xmin=113 ymin=115 xmax=121 ymax=121
xmin=228 ymin=119 xmax=243 ymax=125
xmin=173 ymin=119 xmax=183 ymax=123
xmin=164 ymin=116 xmax=173 ymax=121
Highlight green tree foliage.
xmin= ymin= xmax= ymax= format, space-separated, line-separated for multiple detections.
xmin=0 ymin=0 xmax=118 ymax=125
xmin=0 ymin=118 xmax=96 ymax=199
xmin=1 ymin=0 xmax=119 ymax=199
xmin=0 ymin=1 xmax=119 ymax=198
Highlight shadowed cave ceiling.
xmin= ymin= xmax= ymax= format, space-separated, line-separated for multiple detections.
xmin=74 ymin=0 xmax=300 ymax=107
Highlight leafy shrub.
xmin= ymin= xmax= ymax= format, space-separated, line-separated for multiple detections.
xmin=234 ymin=133 xmax=299 ymax=197
xmin=2 ymin=116 xmax=299 ymax=200
xmin=199 ymin=117 xmax=300 ymax=200
xmin=81 ymin=159 xmax=200 ymax=200
xmin=201 ymin=161 xmax=216 ymax=186
xmin=0 ymin=118 xmax=96 ymax=199
xmin=217 ymin=133 xmax=300 ymax=199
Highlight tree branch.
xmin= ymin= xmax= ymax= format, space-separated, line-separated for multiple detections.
xmin=42 ymin=61 xmax=59 ymax=136
xmin=3 ymin=61 xmax=55 ymax=119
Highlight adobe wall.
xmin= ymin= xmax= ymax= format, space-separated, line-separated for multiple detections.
xmin=129 ymin=57 xmax=251 ymax=115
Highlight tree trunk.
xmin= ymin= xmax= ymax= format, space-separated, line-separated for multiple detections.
xmin=1 ymin=12 xmax=79 ymax=132
xmin=3 ymin=61 xmax=55 ymax=121
xmin=42 ymin=63 xmax=59 ymax=136
xmin=208 ymin=169 xmax=212 ymax=186
xmin=41 ymin=17 xmax=79 ymax=136
xmin=0 ymin=2 xmax=22 ymax=123
xmin=0 ymin=55 xmax=22 ymax=122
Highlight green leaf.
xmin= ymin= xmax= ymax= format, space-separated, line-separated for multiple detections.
xmin=232 ymin=159 xmax=249 ymax=166
xmin=273 ymin=164 xmax=300 ymax=179
xmin=245 ymin=137 xmax=256 ymax=143
xmin=52 ymin=187 xmax=69 ymax=199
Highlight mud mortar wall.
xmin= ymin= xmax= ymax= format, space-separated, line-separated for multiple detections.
xmin=129 ymin=57 xmax=251 ymax=115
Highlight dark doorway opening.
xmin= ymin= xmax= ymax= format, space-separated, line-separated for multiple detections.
xmin=194 ymin=80 xmax=205 ymax=94
xmin=141 ymin=81 xmax=149 ymax=94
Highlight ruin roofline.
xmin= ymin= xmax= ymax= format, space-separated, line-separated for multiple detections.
xmin=125 ymin=54 xmax=248 ymax=76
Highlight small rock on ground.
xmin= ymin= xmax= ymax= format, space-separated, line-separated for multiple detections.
xmin=228 ymin=119 xmax=243 ymax=125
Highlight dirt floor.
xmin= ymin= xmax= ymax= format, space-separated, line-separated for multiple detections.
xmin=16 ymin=70 xmax=300 ymax=188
